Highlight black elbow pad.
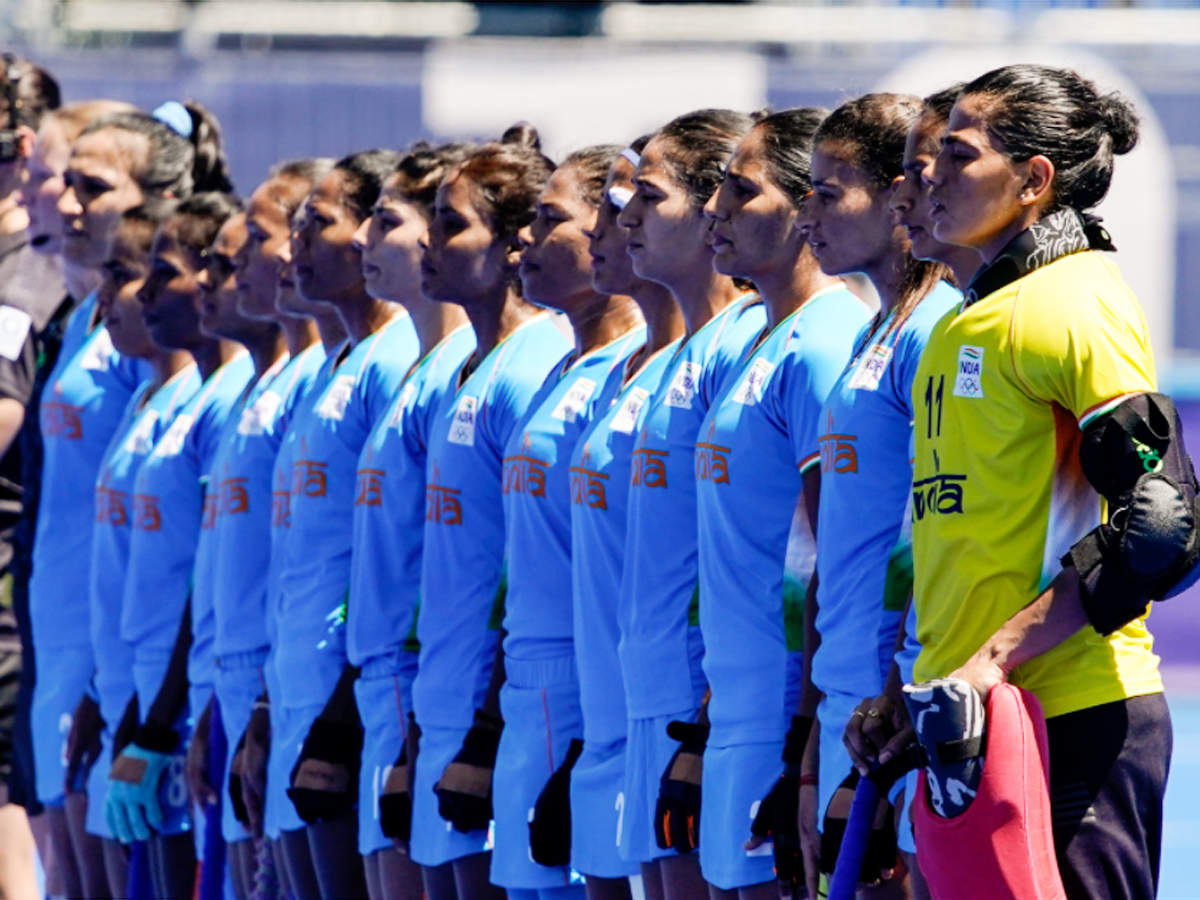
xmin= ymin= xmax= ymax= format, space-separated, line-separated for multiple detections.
xmin=1065 ymin=393 xmax=1200 ymax=634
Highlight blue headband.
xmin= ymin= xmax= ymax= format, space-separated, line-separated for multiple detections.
xmin=152 ymin=101 xmax=193 ymax=139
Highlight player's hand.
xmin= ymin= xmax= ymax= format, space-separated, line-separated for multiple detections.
xmin=529 ymin=737 xmax=584 ymax=866
xmin=64 ymin=695 xmax=104 ymax=795
xmin=240 ymin=705 xmax=270 ymax=837
xmin=844 ymin=695 xmax=913 ymax=774
xmin=798 ymin=772 xmax=821 ymax=900
xmin=948 ymin=651 xmax=1007 ymax=704
xmin=434 ymin=709 xmax=502 ymax=833
xmin=287 ymin=713 xmax=363 ymax=824
xmin=654 ymin=720 xmax=707 ymax=853
xmin=746 ymin=715 xmax=812 ymax=895
xmin=106 ymin=742 xmax=173 ymax=843
xmin=185 ymin=700 xmax=217 ymax=806
xmin=380 ymin=716 xmax=419 ymax=846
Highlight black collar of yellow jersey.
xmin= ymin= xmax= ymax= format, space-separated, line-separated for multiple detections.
xmin=962 ymin=208 xmax=1117 ymax=309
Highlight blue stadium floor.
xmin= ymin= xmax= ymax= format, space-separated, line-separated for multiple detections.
xmin=1161 ymin=685 xmax=1200 ymax=899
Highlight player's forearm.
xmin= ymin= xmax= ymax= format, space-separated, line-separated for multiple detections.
xmin=797 ymin=573 xmax=821 ymax=718
xmin=480 ymin=630 xmax=507 ymax=719
xmin=0 ymin=398 xmax=25 ymax=458
xmin=968 ymin=566 xmax=1089 ymax=675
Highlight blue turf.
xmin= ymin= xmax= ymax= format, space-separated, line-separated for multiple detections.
xmin=1161 ymin=691 xmax=1200 ymax=899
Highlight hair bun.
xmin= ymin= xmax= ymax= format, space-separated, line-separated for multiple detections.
xmin=183 ymin=100 xmax=235 ymax=194
xmin=1099 ymin=92 xmax=1139 ymax=156
xmin=501 ymin=121 xmax=541 ymax=151
xmin=750 ymin=106 xmax=773 ymax=124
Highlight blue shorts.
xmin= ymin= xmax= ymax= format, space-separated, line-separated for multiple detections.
xmin=214 ymin=649 xmax=269 ymax=844
xmin=504 ymin=887 xmax=586 ymax=900
xmin=491 ymin=655 xmax=583 ymax=891
xmin=31 ymin=645 xmax=94 ymax=803
xmin=269 ymin=699 xmax=324 ymax=836
xmin=699 ymin=742 xmax=780 ymax=890
xmin=620 ymin=707 xmax=699 ymax=864
xmin=354 ymin=651 xmax=417 ymax=855
xmin=410 ymin=722 xmax=492 ymax=868
xmin=817 ymin=693 xmax=860 ymax=829
xmin=569 ymin=737 xmax=638 ymax=878
xmin=85 ymin=728 xmax=115 ymax=839
xmin=272 ymin=620 xmax=346 ymax=709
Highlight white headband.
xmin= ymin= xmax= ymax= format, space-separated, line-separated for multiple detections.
xmin=607 ymin=186 xmax=634 ymax=210
xmin=621 ymin=147 xmax=641 ymax=167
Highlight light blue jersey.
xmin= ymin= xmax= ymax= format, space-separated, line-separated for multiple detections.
xmin=501 ymin=328 xmax=643 ymax=661
xmin=618 ymin=296 xmax=765 ymax=720
xmin=121 ymin=355 xmax=253 ymax=698
xmin=696 ymin=287 xmax=867 ymax=747
xmin=193 ymin=353 xmax=290 ymax=689
xmin=570 ymin=341 xmax=678 ymax=744
xmin=347 ymin=325 xmax=475 ymax=667
xmin=90 ymin=366 xmax=200 ymax=725
xmin=413 ymin=315 xmax=572 ymax=731
xmin=812 ymin=281 xmax=961 ymax=701
xmin=31 ymin=312 xmax=150 ymax=652
xmin=266 ymin=347 xmax=337 ymax=658
xmin=272 ymin=315 xmax=418 ymax=708
xmin=208 ymin=345 xmax=325 ymax=662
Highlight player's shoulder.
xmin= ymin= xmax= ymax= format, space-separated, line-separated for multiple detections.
xmin=1013 ymin=250 xmax=1142 ymax=340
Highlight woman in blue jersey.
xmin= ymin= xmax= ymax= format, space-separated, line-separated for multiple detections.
xmin=192 ymin=158 xmax=334 ymax=899
xmin=165 ymin=204 xmax=297 ymax=900
xmin=344 ymin=143 xmax=473 ymax=900
xmin=835 ymin=87 xmax=981 ymax=896
xmin=485 ymin=144 xmax=645 ymax=900
xmin=104 ymin=192 xmax=253 ymax=898
xmin=88 ymin=204 xmax=201 ymax=896
xmin=58 ymin=103 xmax=233 ymax=274
xmin=569 ymin=138 xmax=685 ymax=900
xmin=31 ymin=101 xmax=218 ymax=892
xmin=274 ymin=149 xmax=418 ymax=899
xmin=21 ymin=100 xmax=138 ymax=899
xmin=235 ymin=159 xmax=344 ymax=900
xmin=259 ymin=168 xmax=348 ymax=900
xmin=613 ymin=110 xmax=765 ymax=899
xmin=789 ymin=94 xmax=961 ymax=897
xmin=694 ymin=107 xmax=870 ymax=900
xmin=23 ymin=100 xmax=135 ymax=308
xmin=411 ymin=125 xmax=571 ymax=900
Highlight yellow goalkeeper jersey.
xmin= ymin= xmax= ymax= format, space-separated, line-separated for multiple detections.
xmin=910 ymin=248 xmax=1163 ymax=718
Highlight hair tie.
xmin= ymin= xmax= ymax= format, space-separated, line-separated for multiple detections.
xmin=607 ymin=185 xmax=634 ymax=210
xmin=621 ymin=147 xmax=641 ymax=167
xmin=152 ymin=101 xmax=193 ymax=139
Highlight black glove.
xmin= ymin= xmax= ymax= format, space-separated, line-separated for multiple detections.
xmin=434 ymin=709 xmax=503 ymax=833
xmin=750 ymin=715 xmax=813 ymax=888
xmin=228 ymin=729 xmax=250 ymax=827
xmin=287 ymin=714 xmax=364 ymax=825
xmin=529 ymin=738 xmax=584 ymax=867
xmin=654 ymin=719 xmax=708 ymax=853
xmin=379 ymin=717 xmax=420 ymax=841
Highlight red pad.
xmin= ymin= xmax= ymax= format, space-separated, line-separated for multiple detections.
xmin=912 ymin=683 xmax=1066 ymax=900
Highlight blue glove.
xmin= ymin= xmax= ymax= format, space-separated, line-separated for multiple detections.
xmin=106 ymin=744 xmax=173 ymax=843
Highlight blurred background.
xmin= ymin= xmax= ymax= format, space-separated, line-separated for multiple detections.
xmin=3 ymin=1 xmax=1200 ymax=893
